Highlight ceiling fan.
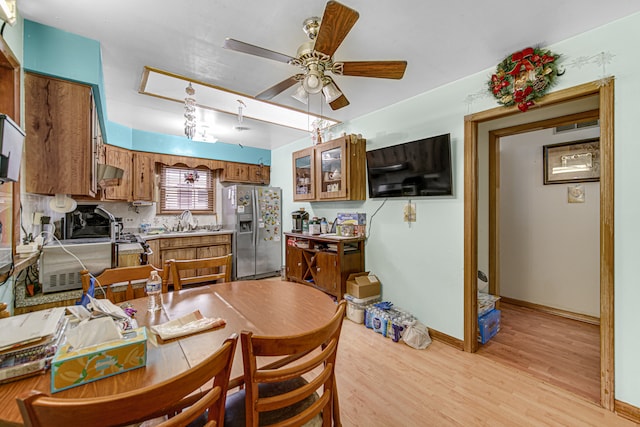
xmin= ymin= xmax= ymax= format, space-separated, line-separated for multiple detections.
xmin=223 ymin=0 xmax=407 ymax=110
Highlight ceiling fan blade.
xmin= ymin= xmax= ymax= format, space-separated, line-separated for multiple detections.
xmin=223 ymin=38 xmax=295 ymax=64
xmin=314 ymin=1 xmax=359 ymax=58
xmin=327 ymin=81 xmax=350 ymax=110
xmin=255 ymin=76 xmax=300 ymax=100
xmin=340 ymin=61 xmax=407 ymax=79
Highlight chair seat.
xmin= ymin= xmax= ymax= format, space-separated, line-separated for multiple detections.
xmin=224 ymin=377 xmax=321 ymax=427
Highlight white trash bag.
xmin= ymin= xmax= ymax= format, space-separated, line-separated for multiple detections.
xmin=401 ymin=320 xmax=432 ymax=350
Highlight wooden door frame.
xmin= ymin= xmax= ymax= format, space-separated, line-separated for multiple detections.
xmin=463 ymin=80 xmax=615 ymax=410
xmin=0 ymin=35 xmax=21 ymax=259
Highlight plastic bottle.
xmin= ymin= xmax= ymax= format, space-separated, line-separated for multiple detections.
xmin=320 ymin=217 xmax=328 ymax=234
xmin=146 ymin=271 xmax=162 ymax=312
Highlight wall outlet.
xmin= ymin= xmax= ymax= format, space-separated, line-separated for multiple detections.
xmin=125 ymin=218 xmax=135 ymax=223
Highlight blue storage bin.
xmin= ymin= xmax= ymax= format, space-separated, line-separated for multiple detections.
xmin=478 ymin=309 xmax=501 ymax=344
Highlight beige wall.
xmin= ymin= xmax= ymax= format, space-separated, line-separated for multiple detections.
xmin=499 ymin=127 xmax=600 ymax=316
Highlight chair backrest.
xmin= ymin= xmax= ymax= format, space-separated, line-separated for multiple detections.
xmin=240 ymin=300 xmax=346 ymax=427
xmin=80 ymin=264 xmax=165 ymax=302
xmin=17 ymin=334 xmax=238 ymax=427
xmin=169 ymin=254 xmax=233 ymax=291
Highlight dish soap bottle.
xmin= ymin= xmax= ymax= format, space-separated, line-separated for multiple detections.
xmin=146 ymin=271 xmax=162 ymax=312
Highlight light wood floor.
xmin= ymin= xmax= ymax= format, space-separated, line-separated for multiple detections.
xmin=477 ymin=302 xmax=600 ymax=404
xmin=335 ymin=318 xmax=635 ymax=426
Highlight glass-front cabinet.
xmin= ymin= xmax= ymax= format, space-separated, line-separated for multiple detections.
xmin=291 ymin=134 xmax=366 ymax=202
xmin=316 ymin=138 xmax=348 ymax=200
xmin=292 ymin=147 xmax=315 ymax=201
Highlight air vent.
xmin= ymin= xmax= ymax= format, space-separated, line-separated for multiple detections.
xmin=554 ymin=120 xmax=599 ymax=134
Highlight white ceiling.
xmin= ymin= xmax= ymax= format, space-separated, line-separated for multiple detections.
xmin=18 ymin=0 xmax=640 ymax=150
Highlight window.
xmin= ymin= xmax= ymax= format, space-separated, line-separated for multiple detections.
xmin=159 ymin=165 xmax=215 ymax=214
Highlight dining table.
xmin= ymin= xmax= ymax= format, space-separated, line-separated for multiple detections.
xmin=0 ymin=280 xmax=338 ymax=426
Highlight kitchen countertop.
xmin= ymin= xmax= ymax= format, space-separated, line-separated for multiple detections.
xmin=140 ymin=229 xmax=234 ymax=240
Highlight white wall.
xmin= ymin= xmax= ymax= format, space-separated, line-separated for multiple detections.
xmin=271 ymin=12 xmax=640 ymax=407
xmin=499 ymin=127 xmax=600 ymax=317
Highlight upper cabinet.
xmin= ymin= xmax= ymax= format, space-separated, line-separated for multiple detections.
xmin=221 ymin=161 xmax=271 ymax=185
xmin=292 ymin=147 xmax=315 ymax=201
xmin=24 ymin=73 xmax=98 ymax=197
xmin=293 ymin=134 xmax=366 ymax=202
xmin=132 ymin=152 xmax=155 ymax=201
xmin=103 ymin=145 xmax=132 ymax=201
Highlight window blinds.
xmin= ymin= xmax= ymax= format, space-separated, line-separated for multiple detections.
xmin=159 ymin=165 xmax=214 ymax=213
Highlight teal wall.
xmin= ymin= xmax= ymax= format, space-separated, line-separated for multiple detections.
xmin=22 ymin=20 xmax=270 ymax=165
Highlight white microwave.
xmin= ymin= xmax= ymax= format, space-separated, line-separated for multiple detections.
xmin=40 ymin=239 xmax=115 ymax=293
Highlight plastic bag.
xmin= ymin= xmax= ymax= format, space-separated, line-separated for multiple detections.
xmin=402 ymin=321 xmax=432 ymax=350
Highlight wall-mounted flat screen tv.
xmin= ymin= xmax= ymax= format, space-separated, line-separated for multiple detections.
xmin=366 ymin=133 xmax=452 ymax=198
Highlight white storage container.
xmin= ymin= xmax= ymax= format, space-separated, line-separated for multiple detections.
xmin=344 ymin=293 xmax=381 ymax=324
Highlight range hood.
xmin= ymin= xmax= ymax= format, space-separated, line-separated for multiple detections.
xmin=97 ymin=163 xmax=125 ymax=187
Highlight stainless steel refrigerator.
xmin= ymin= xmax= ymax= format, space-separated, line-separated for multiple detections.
xmin=221 ymin=185 xmax=282 ymax=280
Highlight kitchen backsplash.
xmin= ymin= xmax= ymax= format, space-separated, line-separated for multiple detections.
xmin=20 ymin=194 xmax=218 ymax=241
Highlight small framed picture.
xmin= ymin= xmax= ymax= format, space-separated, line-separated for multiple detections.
xmin=568 ymin=184 xmax=585 ymax=203
xmin=543 ymin=138 xmax=600 ymax=185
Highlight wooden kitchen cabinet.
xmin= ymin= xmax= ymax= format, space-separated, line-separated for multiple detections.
xmin=104 ymin=145 xmax=132 ymax=201
xmin=284 ymin=232 xmax=365 ymax=299
xmin=292 ymin=147 xmax=315 ymax=201
xmin=249 ymin=164 xmax=271 ymax=185
xmin=221 ymin=161 xmax=270 ymax=184
xmin=24 ymin=72 xmax=98 ymax=197
xmin=155 ymin=233 xmax=232 ymax=287
xmin=292 ymin=134 xmax=366 ymax=202
xmin=221 ymin=162 xmax=249 ymax=183
xmin=132 ymin=152 xmax=155 ymax=201
xmin=146 ymin=239 xmax=161 ymax=268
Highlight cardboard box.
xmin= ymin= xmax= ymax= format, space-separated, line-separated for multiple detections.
xmin=346 ymin=272 xmax=381 ymax=299
xmin=477 ymin=309 xmax=501 ymax=344
xmin=51 ymin=327 xmax=147 ymax=393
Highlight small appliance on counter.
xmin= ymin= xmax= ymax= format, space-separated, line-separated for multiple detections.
xmin=291 ymin=208 xmax=309 ymax=233
xmin=62 ymin=204 xmax=119 ymax=241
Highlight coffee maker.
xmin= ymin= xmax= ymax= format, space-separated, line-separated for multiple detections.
xmin=291 ymin=208 xmax=309 ymax=233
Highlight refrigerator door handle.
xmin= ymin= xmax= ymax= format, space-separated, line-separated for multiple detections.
xmin=253 ymin=188 xmax=259 ymax=248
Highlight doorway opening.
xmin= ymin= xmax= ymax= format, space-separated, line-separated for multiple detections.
xmin=463 ymin=81 xmax=615 ymax=410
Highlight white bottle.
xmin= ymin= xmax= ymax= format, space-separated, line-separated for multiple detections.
xmin=146 ymin=271 xmax=162 ymax=312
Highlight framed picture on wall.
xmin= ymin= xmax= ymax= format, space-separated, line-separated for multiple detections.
xmin=543 ymin=138 xmax=600 ymax=185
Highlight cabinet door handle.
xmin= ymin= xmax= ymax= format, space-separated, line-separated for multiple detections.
xmin=316 ymin=267 xmax=321 ymax=272
xmin=297 ymin=262 xmax=301 ymax=266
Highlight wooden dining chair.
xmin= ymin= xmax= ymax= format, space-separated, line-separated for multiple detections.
xmin=80 ymin=264 xmax=165 ymax=303
xmin=17 ymin=334 xmax=238 ymax=427
xmin=224 ymin=300 xmax=347 ymax=427
xmin=168 ymin=254 xmax=233 ymax=291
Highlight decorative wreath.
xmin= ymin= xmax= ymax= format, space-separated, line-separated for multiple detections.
xmin=488 ymin=47 xmax=562 ymax=112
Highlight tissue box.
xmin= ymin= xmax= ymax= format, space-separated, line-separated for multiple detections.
xmin=51 ymin=327 xmax=147 ymax=393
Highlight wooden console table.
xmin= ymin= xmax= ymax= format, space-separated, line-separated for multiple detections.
xmin=284 ymin=232 xmax=365 ymax=299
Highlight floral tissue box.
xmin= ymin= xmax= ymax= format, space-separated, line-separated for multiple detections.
xmin=50 ymin=327 xmax=147 ymax=393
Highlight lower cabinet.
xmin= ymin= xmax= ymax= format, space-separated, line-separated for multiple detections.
xmin=284 ymin=233 xmax=365 ymax=299
xmin=148 ymin=234 xmax=232 ymax=288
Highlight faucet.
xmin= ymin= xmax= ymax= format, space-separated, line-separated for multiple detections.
xmin=178 ymin=210 xmax=193 ymax=231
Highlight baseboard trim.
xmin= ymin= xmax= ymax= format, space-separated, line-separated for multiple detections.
xmin=428 ymin=328 xmax=464 ymax=350
xmin=615 ymin=399 xmax=640 ymax=423
xmin=499 ymin=297 xmax=600 ymax=326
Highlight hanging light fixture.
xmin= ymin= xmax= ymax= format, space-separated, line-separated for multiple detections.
xmin=321 ymin=78 xmax=342 ymax=103
xmin=291 ymin=84 xmax=309 ymax=104
xmin=184 ymin=83 xmax=196 ymax=139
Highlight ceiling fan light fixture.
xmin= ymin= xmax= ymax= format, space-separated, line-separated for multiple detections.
xmin=302 ymin=68 xmax=324 ymax=94
xmin=322 ymin=80 xmax=342 ymax=103
xmin=292 ymin=84 xmax=309 ymax=104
